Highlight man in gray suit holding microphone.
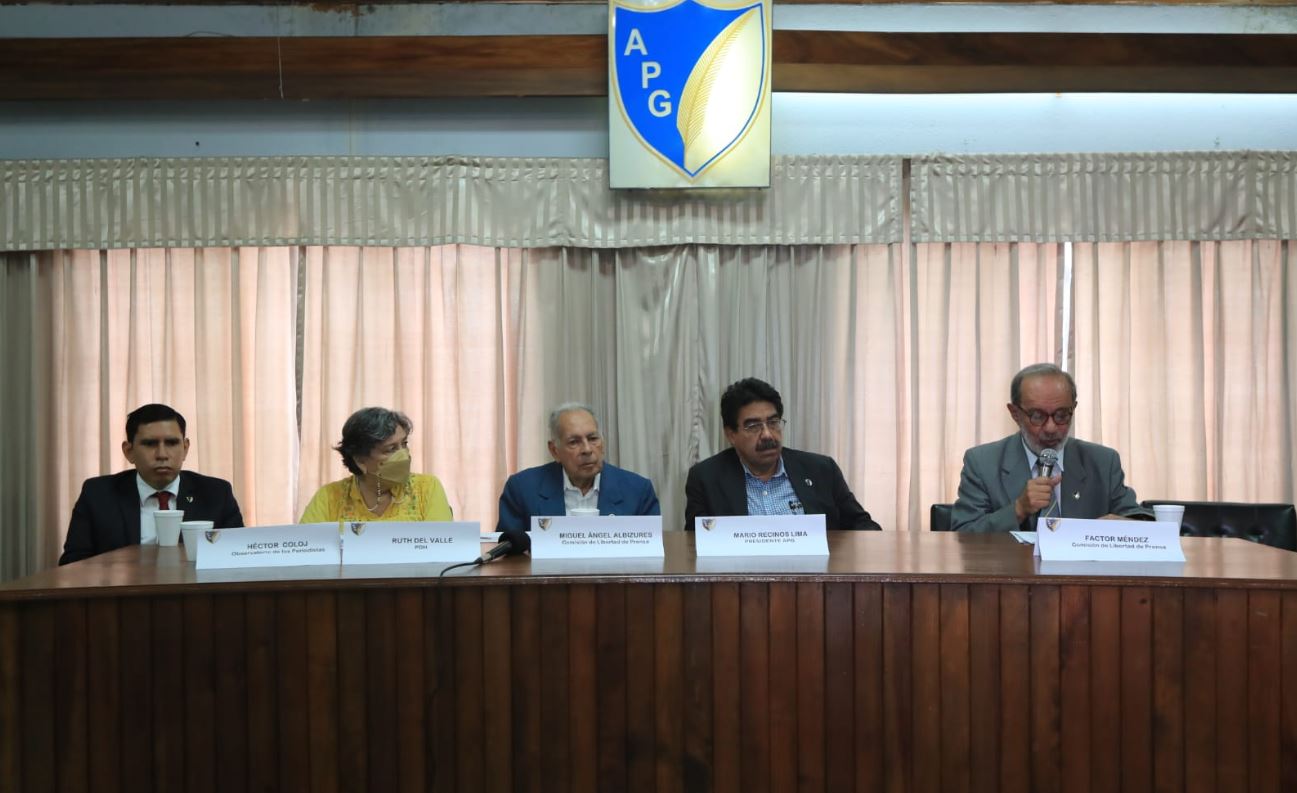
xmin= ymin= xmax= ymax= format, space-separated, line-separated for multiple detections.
xmin=952 ymin=363 xmax=1152 ymax=532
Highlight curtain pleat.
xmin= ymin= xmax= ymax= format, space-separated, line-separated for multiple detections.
xmin=0 ymin=156 xmax=903 ymax=252
xmin=912 ymin=151 xmax=1297 ymax=243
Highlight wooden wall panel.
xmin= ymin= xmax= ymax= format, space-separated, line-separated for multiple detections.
xmin=508 ymin=586 xmax=541 ymax=793
xmin=480 ymin=586 xmax=511 ymax=793
xmin=767 ymin=582 xmax=797 ymax=793
xmin=625 ymin=584 xmax=655 ymax=793
xmin=211 ymin=595 xmax=248 ymax=793
xmin=1247 ymin=591 xmax=1282 ymax=791
xmin=304 ymin=592 xmax=339 ymax=793
xmin=3 ymin=31 xmax=1297 ymax=100
xmin=652 ymin=584 xmax=684 ymax=793
xmin=183 ymin=595 xmax=216 ymax=793
xmin=739 ymin=583 xmax=771 ymax=793
xmin=1120 ymin=587 xmax=1153 ymax=793
xmin=1088 ymin=587 xmax=1122 ymax=792
xmin=1058 ymin=586 xmax=1091 ymax=793
xmin=1183 ymin=588 xmax=1218 ymax=793
xmin=822 ymin=582 xmax=854 ymax=793
xmin=710 ymin=582 xmax=740 ymax=793
xmin=364 ymin=591 xmax=402 ymax=792
xmin=997 ymin=586 xmax=1029 ymax=793
xmin=1152 ymin=588 xmax=1185 ymax=793
xmin=966 ymin=585 xmax=998 ymax=793
xmin=0 ymin=606 xmax=20 ymax=793
xmin=150 ymin=597 xmax=185 ymax=793
xmin=53 ymin=600 xmax=88 ymax=793
xmin=938 ymin=584 xmax=971 ymax=793
xmin=4 ymin=577 xmax=1297 ymax=793
xmin=276 ymin=591 xmax=310 ymax=793
xmin=19 ymin=603 xmax=56 ymax=793
xmin=117 ymin=598 xmax=151 ymax=793
xmin=537 ymin=586 xmax=570 ymax=793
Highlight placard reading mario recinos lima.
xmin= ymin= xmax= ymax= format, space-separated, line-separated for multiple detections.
xmin=694 ymin=514 xmax=828 ymax=556
xmin=608 ymin=0 xmax=772 ymax=188
xmin=196 ymin=524 xmax=341 ymax=569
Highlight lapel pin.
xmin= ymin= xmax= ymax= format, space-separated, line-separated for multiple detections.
xmin=186 ymin=496 xmax=194 ymax=503
xmin=1072 ymin=492 xmax=1080 ymax=500
xmin=805 ymin=478 xmax=813 ymax=487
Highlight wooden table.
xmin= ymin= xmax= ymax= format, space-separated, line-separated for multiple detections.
xmin=3 ymin=531 xmax=1296 ymax=793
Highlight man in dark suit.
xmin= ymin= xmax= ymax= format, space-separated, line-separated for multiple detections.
xmin=952 ymin=363 xmax=1151 ymax=532
xmin=496 ymin=402 xmax=660 ymax=532
xmin=685 ymin=378 xmax=879 ymax=531
xmin=59 ymin=403 xmax=245 ymax=565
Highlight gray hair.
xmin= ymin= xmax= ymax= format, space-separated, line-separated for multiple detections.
xmin=334 ymin=407 xmax=413 ymax=475
xmin=1011 ymin=363 xmax=1077 ymax=405
xmin=548 ymin=402 xmax=599 ymax=442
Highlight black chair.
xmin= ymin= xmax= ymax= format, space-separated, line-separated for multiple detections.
xmin=1141 ymin=500 xmax=1297 ymax=551
xmin=930 ymin=503 xmax=954 ymax=532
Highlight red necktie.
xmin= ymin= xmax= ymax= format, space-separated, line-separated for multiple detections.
xmin=156 ymin=492 xmax=171 ymax=510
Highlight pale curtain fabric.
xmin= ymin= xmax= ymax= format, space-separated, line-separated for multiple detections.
xmin=0 ymin=248 xmax=299 ymax=578
xmin=0 ymin=156 xmax=902 ymax=252
xmin=911 ymin=242 xmax=1062 ymax=527
xmin=295 ymin=243 xmax=911 ymax=534
xmin=1072 ymin=240 xmax=1297 ymax=505
xmin=911 ymin=151 xmax=1297 ymax=243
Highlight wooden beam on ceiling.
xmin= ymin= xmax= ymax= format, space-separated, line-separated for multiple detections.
xmin=1 ymin=32 xmax=1295 ymax=100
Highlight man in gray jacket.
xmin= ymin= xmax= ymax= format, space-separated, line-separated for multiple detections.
xmin=952 ymin=363 xmax=1151 ymax=532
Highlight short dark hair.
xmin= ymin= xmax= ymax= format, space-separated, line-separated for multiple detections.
xmin=720 ymin=377 xmax=783 ymax=430
xmin=1011 ymin=363 xmax=1077 ymax=405
xmin=125 ymin=404 xmax=186 ymax=443
xmin=334 ymin=407 xmax=413 ymax=476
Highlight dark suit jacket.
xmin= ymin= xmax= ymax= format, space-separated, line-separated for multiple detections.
xmin=496 ymin=461 xmax=661 ymax=532
xmin=951 ymin=434 xmax=1152 ymax=532
xmin=684 ymin=447 xmax=880 ymax=531
xmin=59 ymin=469 xmax=245 ymax=565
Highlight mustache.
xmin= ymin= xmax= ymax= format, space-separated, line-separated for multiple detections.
xmin=756 ymin=438 xmax=780 ymax=451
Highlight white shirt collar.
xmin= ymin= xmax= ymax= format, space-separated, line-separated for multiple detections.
xmin=561 ymin=469 xmax=601 ymax=496
xmin=740 ymin=454 xmax=786 ymax=480
xmin=135 ymin=472 xmax=181 ymax=507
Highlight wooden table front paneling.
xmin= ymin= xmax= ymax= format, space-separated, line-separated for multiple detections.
xmin=4 ymin=532 xmax=1297 ymax=793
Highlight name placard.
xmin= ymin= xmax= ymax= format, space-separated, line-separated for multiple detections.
xmin=694 ymin=514 xmax=828 ymax=556
xmin=196 ymin=523 xmax=341 ymax=569
xmin=529 ymin=515 xmax=664 ymax=559
xmin=1035 ymin=517 xmax=1185 ymax=562
xmin=341 ymin=521 xmax=481 ymax=565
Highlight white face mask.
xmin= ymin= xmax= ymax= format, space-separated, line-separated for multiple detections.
xmin=373 ymin=447 xmax=411 ymax=487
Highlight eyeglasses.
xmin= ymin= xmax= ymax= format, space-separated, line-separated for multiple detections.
xmin=739 ymin=417 xmax=787 ymax=434
xmin=1015 ymin=406 xmax=1074 ymax=427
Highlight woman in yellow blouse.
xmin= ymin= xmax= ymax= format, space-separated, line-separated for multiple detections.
xmin=299 ymin=407 xmax=453 ymax=523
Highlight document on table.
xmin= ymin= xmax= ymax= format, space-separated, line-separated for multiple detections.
xmin=1010 ymin=531 xmax=1036 ymax=545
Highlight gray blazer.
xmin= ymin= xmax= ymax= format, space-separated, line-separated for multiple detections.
xmin=952 ymin=434 xmax=1151 ymax=533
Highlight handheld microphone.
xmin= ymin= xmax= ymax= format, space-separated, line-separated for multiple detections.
xmin=1038 ymin=447 xmax=1058 ymax=478
xmin=475 ymin=528 xmax=531 ymax=565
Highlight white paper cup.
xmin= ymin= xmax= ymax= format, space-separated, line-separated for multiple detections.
xmin=569 ymin=508 xmax=600 ymax=517
xmin=1152 ymin=504 xmax=1186 ymax=527
xmin=154 ymin=509 xmax=185 ymax=546
xmin=180 ymin=520 xmax=214 ymax=562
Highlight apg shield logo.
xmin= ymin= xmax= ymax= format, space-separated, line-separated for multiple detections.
xmin=610 ymin=0 xmax=769 ymax=185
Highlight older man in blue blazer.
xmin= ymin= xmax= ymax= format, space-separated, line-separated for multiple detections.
xmin=496 ymin=402 xmax=660 ymax=532
xmin=952 ymin=363 xmax=1151 ymax=532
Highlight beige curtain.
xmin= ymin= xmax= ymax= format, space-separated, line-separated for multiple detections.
xmin=0 ymin=156 xmax=901 ymax=251
xmin=1072 ymin=240 xmax=1297 ymax=504
xmin=0 ymin=248 xmax=299 ymax=577
xmin=910 ymin=242 xmax=1062 ymax=527
xmin=295 ymin=243 xmax=910 ymax=534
